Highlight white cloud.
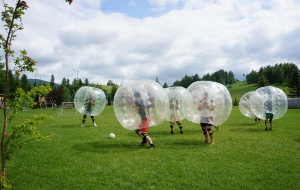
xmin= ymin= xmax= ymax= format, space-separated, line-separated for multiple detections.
xmin=1 ymin=0 xmax=300 ymax=86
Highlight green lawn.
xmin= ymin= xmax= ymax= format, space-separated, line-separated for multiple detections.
xmin=3 ymin=106 xmax=300 ymax=190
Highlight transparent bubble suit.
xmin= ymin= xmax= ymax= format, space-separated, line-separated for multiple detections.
xmin=250 ymin=86 xmax=287 ymax=120
xmin=186 ymin=81 xmax=232 ymax=126
xmin=239 ymin=91 xmax=256 ymax=118
xmin=113 ymin=80 xmax=169 ymax=130
xmin=165 ymin=86 xmax=193 ymax=122
xmin=74 ymin=86 xmax=106 ymax=116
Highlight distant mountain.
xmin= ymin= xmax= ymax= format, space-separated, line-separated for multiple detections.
xmin=28 ymin=79 xmax=60 ymax=87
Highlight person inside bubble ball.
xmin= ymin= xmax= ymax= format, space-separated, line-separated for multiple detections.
xmin=264 ymin=95 xmax=273 ymax=130
xmin=81 ymin=92 xmax=97 ymax=127
xmin=198 ymin=92 xmax=215 ymax=144
xmin=134 ymin=92 xmax=156 ymax=149
xmin=169 ymin=96 xmax=183 ymax=134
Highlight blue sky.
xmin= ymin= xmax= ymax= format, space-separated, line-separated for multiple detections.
xmin=1 ymin=0 xmax=300 ymax=85
xmin=101 ymin=0 xmax=185 ymax=18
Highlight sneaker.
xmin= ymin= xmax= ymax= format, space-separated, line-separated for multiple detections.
xmin=171 ymin=131 xmax=174 ymax=135
xmin=139 ymin=140 xmax=147 ymax=146
xmin=215 ymin=125 xmax=219 ymax=131
xmin=93 ymin=122 xmax=97 ymax=127
xmin=180 ymin=131 xmax=183 ymax=134
xmin=149 ymin=144 xmax=156 ymax=149
xmin=81 ymin=124 xmax=84 ymax=127
xmin=269 ymin=127 xmax=272 ymax=130
xmin=204 ymin=140 xmax=209 ymax=143
xmin=265 ymin=127 xmax=268 ymax=131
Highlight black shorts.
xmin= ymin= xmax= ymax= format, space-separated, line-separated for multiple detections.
xmin=200 ymin=123 xmax=213 ymax=127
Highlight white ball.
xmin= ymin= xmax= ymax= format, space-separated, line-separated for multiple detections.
xmin=109 ymin=133 xmax=115 ymax=138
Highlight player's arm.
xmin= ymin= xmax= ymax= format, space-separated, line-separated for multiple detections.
xmin=198 ymin=100 xmax=203 ymax=110
xmin=210 ymin=101 xmax=214 ymax=111
xmin=135 ymin=106 xmax=139 ymax=113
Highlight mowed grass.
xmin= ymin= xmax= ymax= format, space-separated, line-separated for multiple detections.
xmin=2 ymin=106 xmax=300 ymax=190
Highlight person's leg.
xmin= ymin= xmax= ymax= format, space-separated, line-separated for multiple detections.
xmin=139 ymin=124 xmax=155 ymax=149
xmin=202 ymin=126 xmax=209 ymax=142
xmin=136 ymin=129 xmax=147 ymax=145
xmin=207 ymin=126 xmax=214 ymax=144
xmin=90 ymin=116 xmax=97 ymax=126
xmin=170 ymin=122 xmax=174 ymax=134
xmin=176 ymin=120 xmax=183 ymax=134
xmin=82 ymin=115 xmax=87 ymax=127
xmin=269 ymin=114 xmax=273 ymax=130
xmin=265 ymin=114 xmax=269 ymax=130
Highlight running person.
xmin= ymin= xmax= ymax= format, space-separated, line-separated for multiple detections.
xmin=198 ymin=92 xmax=214 ymax=144
xmin=169 ymin=97 xmax=183 ymax=134
xmin=134 ymin=92 xmax=156 ymax=149
xmin=264 ymin=97 xmax=273 ymax=130
xmin=81 ymin=92 xmax=97 ymax=127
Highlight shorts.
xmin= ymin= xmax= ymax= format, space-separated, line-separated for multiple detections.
xmin=140 ymin=119 xmax=149 ymax=132
xmin=200 ymin=116 xmax=213 ymax=124
xmin=200 ymin=123 xmax=213 ymax=128
xmin=265 ymin=113 xmax=273 ymax=121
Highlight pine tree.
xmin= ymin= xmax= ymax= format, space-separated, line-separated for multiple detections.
xmin=155 ymin=77 xmax=161 ymax=85
xmin=233 ymin=97 xmax=239 ymax=106
xmin=50 ymin=74 xmax=55 ymax=88
xmin=61 ymin=77 xmax=67 ymax=86
xmin=257 ymin=75 xmax=269 ymax=88
xmin=20 ymin=74 xmax=30 ymax=92
xmin=163 ymin=82 xmax=168 ymax=88
xmin=288 ymin=65 xmax=300 ymax=97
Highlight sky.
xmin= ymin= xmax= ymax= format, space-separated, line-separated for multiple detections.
xmin=1 ymin=0 xmax=300 ymax=86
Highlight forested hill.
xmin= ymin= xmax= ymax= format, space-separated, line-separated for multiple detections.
xmin=171 ymin=69 xmax=235 ymax=88
xmin=246 ymin=63 xmax=297 ymax=85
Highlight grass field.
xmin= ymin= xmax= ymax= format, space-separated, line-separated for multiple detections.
xmin=3 ymin=105 xmax=300 ymax=189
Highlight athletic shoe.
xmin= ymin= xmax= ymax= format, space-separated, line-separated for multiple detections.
xmin=171 ymin=131 xmax=174 ymax=135
xmin=93 ymin=122 xmax=97 ymax=127
xmin=269 ymin=127 xmax=272 ymax=130
xmin=149 ymin=144 xmax=156 ymax=149
xmin=139 ymin=140 xmax=147 ymax=146
xmin=215 ymin=125 xmax=219 ymax=131
xmin=204 ymin=140 xmax=209 ymax=143
xmin=81 ymin=124 xmax=84 ymax=127
xmin=265 ymin=127 xmax=268 ymax=131
xmin=180 ymin=131 xmax=183 ymax=134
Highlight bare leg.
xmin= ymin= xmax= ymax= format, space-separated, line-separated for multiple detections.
xmin=207 ymin=127 xmax=214 ymax=144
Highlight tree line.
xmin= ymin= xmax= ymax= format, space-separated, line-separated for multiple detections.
xmin=0 ymin=71 xmax=119 ymax=106
xmin=246 ymin=63 xmax=300 ymax=97
xmin=164 ymin=69 xmax=236 ymax=88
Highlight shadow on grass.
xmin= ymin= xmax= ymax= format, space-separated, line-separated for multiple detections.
xmin=229 ymin=127 xmax=266 ymax=133
xmin=72 ymin=141 xmax=142 ymax=154
xmin=294 ymin=138 xmax=300 ymax=143
xmin=170 ymin=139 xmax=211 ymax=147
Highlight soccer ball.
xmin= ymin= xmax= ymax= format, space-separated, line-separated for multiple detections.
xmin=109 ymin=133 xmax=115 ymax=139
